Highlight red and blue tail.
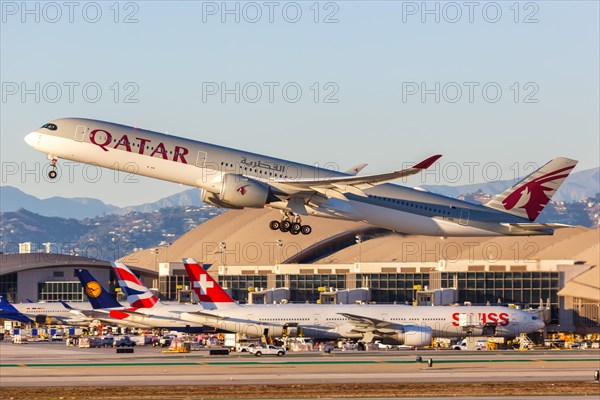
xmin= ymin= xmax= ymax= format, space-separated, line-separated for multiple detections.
xmin=112 ymin=262 xmax=158 ymax=309
xmin=182 ymin=258 xmax=235 ymax=307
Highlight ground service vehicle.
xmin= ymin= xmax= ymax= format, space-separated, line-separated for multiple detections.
xmin=249 ymin=345 xmax=286 ymax=357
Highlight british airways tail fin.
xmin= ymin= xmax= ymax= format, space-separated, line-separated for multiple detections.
xmin=112 ymin=262 xmax=158 ymax=309
xmin=75 ymin=269 xmax=122 ymax=309
xmin=485 ymin=157 xmax=578 ymax=221
xmin=182 ymin=258 xmax=235 ymax=308
xmin=0 ymin=296 xmax=34 ymax=323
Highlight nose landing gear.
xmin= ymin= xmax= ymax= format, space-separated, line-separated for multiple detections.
xmin=47 ymin=156 xmax=58 ymax=179
xmin=269 ymin=212 xmax=312 ymax=235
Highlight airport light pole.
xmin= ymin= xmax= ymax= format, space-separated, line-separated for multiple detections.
xmin=159 ymin=241 xmax=171 ymax=263
xmin=218 ymin=242 xmax=226 ymax=267
xmin=276 ymin=239 xmax=283 ymax=264
xmin=355 ymin=235 xmax=362 ymax=267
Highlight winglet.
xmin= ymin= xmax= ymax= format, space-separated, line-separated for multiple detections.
xmin=413 ymin=155 xmax=442 ymax=169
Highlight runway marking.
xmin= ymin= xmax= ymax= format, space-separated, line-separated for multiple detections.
xmin=1 ymin=357 xmax=597 ymax=368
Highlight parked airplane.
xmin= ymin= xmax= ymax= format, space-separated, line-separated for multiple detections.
xmin=73 ymin=267 xmax=203 ymax=332
xmin=180 ymin=258 xmax=546 ymax=345
xmin=25 ymin=119 xmax=577 ymax=236
xmin=0 ymin=296 xmax=34 ymax=324
xmin=0 ymin=295 xmax=92 ymax=326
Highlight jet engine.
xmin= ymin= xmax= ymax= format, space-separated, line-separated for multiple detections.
xmin=201 ymin=174 xmax=273 ymax=209
xmin=381 ymin=325 xmax=433 ymax=347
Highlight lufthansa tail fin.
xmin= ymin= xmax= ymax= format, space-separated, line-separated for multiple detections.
xmin=75 ymin=269 xmax=122 ymax=309
xmin=0 ymin=296 xmax=34 ymax=323
xmin=485 ymin=157 xmax=578 ymax=221
xmin=182 ymin=258 xmax=235 ymax=308
xmin=112 ymin=262 xmax=159 ymax=309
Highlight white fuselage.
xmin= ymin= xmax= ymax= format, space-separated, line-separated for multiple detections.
xmin=25 ymin=118 xmax=539 ymax=236
xmin=11 ymin=301 xmax=199 ymax=329
xmin=179 ymin=303 xmax=544 ymax=340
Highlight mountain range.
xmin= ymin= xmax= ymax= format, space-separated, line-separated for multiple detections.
xmin=1 ymin=167 xmax=598 ymax=220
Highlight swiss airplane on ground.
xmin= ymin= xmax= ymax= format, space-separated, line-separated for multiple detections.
xmin=180 ymin=258 xmax=546 ymax=346
xmin=25 ymin=119 xmax=577 ymax=236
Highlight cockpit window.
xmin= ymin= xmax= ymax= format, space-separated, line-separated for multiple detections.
xmin=41 ymin=123 xmax=57 ymax=131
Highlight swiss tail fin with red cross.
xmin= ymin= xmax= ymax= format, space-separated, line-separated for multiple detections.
xmin=182 ymin=258 xmax=236 ymax=308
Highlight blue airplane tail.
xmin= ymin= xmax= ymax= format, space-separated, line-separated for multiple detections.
xmin=0 ymin=296 xmax=33 ymax=323
xmin=75 ymin=269 xmax=121 ymax=309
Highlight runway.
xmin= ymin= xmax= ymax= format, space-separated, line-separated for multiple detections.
xmin=1 ymin=342 xmax=598 ymax=387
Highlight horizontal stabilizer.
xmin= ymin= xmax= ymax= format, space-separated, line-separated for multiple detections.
xmin=501 ymin=222 xmax=573 ymax=232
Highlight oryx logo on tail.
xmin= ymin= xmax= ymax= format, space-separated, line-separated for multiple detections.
xmin=486 ymin=157 xmax=578 ymax=221
xmin=502 ymin=165 xmax=575 ymax=221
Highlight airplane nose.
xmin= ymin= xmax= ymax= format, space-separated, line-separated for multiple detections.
xmin=24 ymin=132 xmax=39 ymax=147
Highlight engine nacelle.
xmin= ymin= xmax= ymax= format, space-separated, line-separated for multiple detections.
xmin=200 ymin=189 xmax=243 ymax=209
xmin=220 ymin=174 xmax=270 ymax=208
xmin=385 ymin=325 xmax=433 ymax=347
xmin=201 ymin=174 xmax=271 ymax=209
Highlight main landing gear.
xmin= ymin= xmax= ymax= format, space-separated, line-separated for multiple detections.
xmin=269 ymin=212 xmax=312 ymax=235
xmin=48 ymin=155 xmax=58 ymax=179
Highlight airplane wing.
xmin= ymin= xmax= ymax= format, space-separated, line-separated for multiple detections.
xmin=272 ymin=155 xmax=441 ymax=194
xmin=177 ymin=310 xmax=225 ymax=320
xmin=339 ymin=313 xmax=399 ymax=334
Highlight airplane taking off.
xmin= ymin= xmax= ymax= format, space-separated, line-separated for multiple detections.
xmin=25 ymin=118 xmax=577 ymax=236
xmin=180 ymin=258 xmax=545 ymax=345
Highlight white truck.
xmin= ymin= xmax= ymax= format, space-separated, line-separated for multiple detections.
xmin=249 ymin=344 xmax=286 ymax=357
xmin=453 ymin=338 xmax=487 ymax=350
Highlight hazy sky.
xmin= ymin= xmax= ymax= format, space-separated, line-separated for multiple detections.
xmin=1 ymin=1 xmax=598 ymax=207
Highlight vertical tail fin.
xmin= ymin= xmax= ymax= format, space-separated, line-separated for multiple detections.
xmin=111 ymin=262 xmax=158 ymax=309
xmin=485 ymin=157 xmax=578 ymax=221
xmin=0 ymin=295 xmax=34 ymax=323
xmin=182 ymin=258 xmax=235 ymax=308
xmin=74 ymin=269 xmax=122 ymax=309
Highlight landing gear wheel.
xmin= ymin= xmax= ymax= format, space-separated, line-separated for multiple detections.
xmin=300 ymin=225 xmax=312 ymax=235
xmin=269 ymin=220 xmax=280 ymax=230
xmin=48 ymin=170 xmax=57 ymax=179
xmin=280 ymin=220 xmax=291 ymax=232
xmin=291 ymin=222 xmax=301 ymax=232
xmin=290 ymin=229 xmax=300 ymax=235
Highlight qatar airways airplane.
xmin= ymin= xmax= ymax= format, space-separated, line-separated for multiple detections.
xmin=25 ymin=118 xmax=577 ymax=236
xmin=179 ymin=258 xmax=545 ymax=346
